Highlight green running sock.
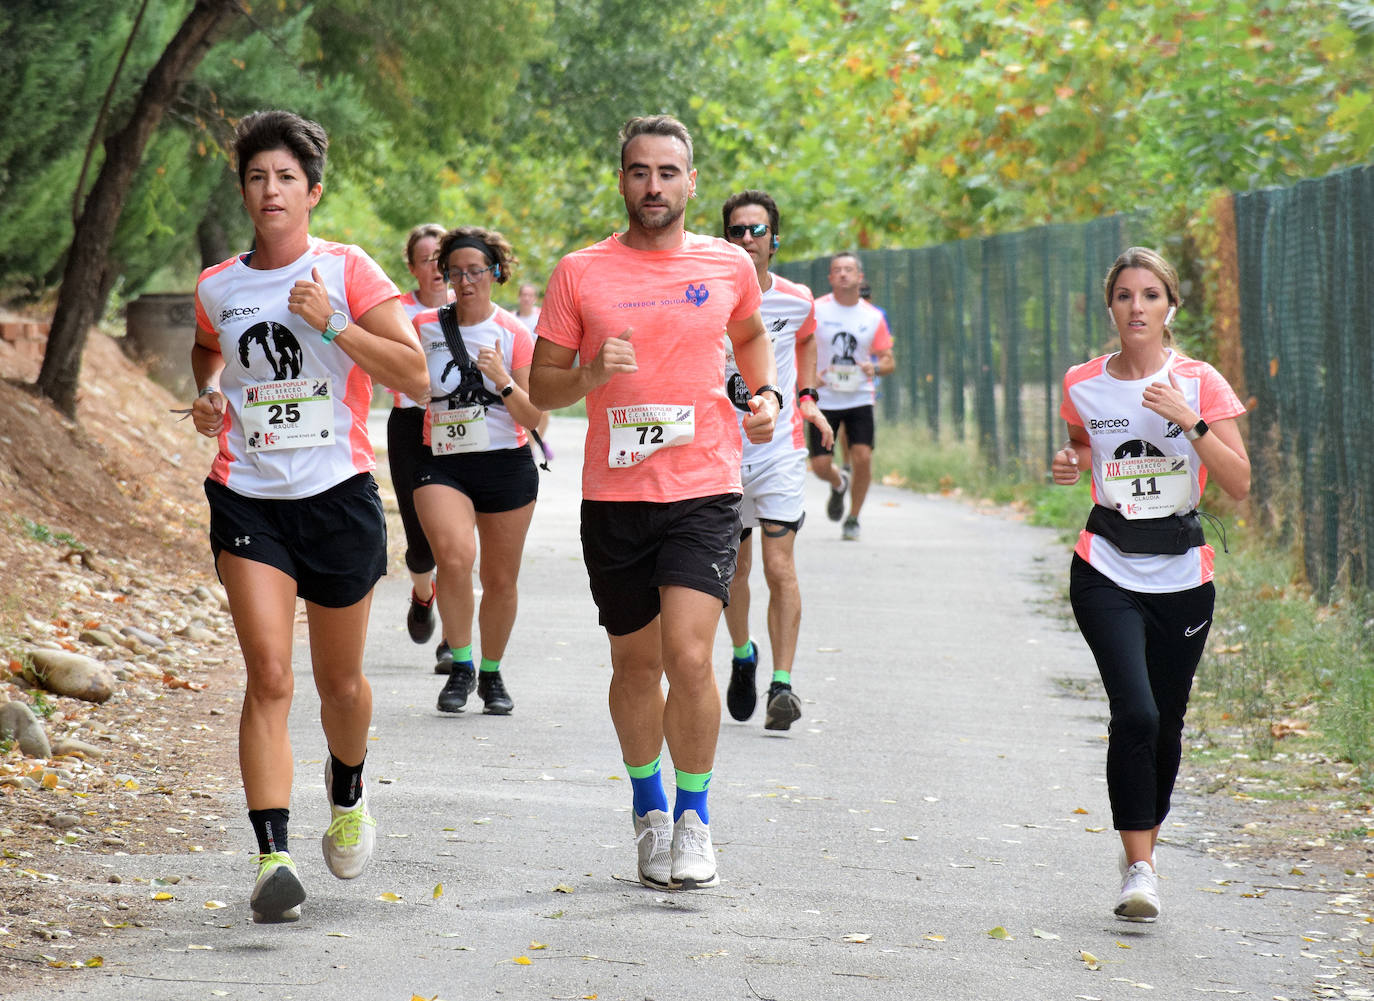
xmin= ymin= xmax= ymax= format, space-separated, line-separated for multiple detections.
xmin=479 ymin=657 xmax=500 ymax=673
xmin=452 ymin=644 xmax=473 ymax=664
xmin=732 ymin=641 xmax=755 ymax=661
xmin=772 ymin=669 xmax=791 ymax=685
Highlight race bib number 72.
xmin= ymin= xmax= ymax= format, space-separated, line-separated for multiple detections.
xmin=607 ymin=404 xmax=694 ymax=468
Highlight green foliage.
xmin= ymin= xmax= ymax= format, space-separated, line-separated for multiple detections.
xmin=30 ymin=691 xmax=56 ymax=720
xmin=20 ymin=519 xmax=85 ymax=550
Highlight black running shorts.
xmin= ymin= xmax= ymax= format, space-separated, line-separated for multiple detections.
xmin=807 ymin=404 xmax=875 ymax=456
xmin=205 ymin=472 xmax=387 ymax=608
xmin=413 ymin=446 xmax=539 ymax=514
xmin=580 ymin=493 xmax=742 ymax=636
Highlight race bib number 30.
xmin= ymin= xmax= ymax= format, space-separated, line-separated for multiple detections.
xmin=1100 ymin=454 xmax=1192 ymax=519
xmin=430 ymin=404 xmax=490 ymax=455
xmin=607 ymin=404 xmax=694 ymax=468
xmin=242 ymin=378 xmax=333 ymax=452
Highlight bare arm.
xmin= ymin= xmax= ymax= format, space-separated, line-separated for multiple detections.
xmin=795 ymin=331 xmax=833 ymax=449
xmin=727 ymin=310 xmax=780 ymax=445
xmin=1051 ymin=423 xmax=1091 ymax=485
xmin=1141 ymin=373 xmax=1251 ymax=501
xmin=190 ymin=332 xmax=227 ymax=438
xmin=528 ymin=332 xmax=636 ymax=411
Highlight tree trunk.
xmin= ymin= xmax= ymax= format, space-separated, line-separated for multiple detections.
xmin=35 ymin=0 xmax=241 ymax=417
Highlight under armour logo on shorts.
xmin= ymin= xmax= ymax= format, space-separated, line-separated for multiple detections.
xmin=234 ymin=536 xmax=251 ymax=547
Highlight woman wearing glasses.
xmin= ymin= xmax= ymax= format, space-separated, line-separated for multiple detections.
xmin=411 ymin=225 xmax=545 ymax=716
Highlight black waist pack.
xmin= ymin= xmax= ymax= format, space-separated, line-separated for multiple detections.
xmin=1085 ymin=506 xmax=1204 ymax=556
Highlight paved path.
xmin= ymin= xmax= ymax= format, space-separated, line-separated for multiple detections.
xmin=14 ymin=416 xmax=1369 ymax=1000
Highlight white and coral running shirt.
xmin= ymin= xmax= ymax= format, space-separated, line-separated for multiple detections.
xmin=194 ymin=238 xmax=401 ymax=500
xmin=411 ymin=304 xmax=534 ymax=451
xmin=814 ymin=294 xmax=893 ymax=411
xmin=725 ymin=273 xmax=815 ymax=462
xmin=537 ymin=232 xmax=761 ymax=502
xmin=386 ymin=290 xmax=451 ymax=410
xmin=1060 ymin=350 xmax=1246 ymax=593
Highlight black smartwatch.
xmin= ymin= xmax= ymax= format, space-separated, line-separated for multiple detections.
xmin=797 ymin=386 xmax=820 ymax=405
xmin=756 ymin=384 xmax=785 ymax=411
xmin=1183 ymin=418 xmax=1209 ymax=442
xmin=500 ymin=382 xmax=516 ymax=399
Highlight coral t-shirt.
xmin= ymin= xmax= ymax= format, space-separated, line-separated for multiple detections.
xmin=537 ymin=232 xmax=762 ymax=502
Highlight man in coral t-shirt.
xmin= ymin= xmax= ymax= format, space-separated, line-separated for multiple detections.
xmin=530 ymin=115 xmax=780 ymax=892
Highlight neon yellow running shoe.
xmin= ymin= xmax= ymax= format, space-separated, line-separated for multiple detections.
xmin=251 ymin=851 xmax=304 ymax=924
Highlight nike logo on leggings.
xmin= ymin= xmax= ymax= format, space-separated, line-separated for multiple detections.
xmin=1184 ymin=621 xmax=1209 ymax=637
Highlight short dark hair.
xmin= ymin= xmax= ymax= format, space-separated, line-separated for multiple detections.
xmin=721 ymin=189 xmax=780 ymax=239
xmin=438 ymin=225 xmax=518 ymax=286
xmin=404 ymin=222 xmax=447 ymax=267
xmin=233 ymin=110 xmax=329 ymax=190
xmin=830 ymin=251 xmax=863 ymax=272
xmin=619 ymin=115 xmax=693 ymax=169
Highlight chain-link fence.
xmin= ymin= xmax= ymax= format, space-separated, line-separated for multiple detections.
xmin=1235 ymin=163 xmax=1374 ymax=596
xmin=776 ymin=214 xmax=1153 ymax=476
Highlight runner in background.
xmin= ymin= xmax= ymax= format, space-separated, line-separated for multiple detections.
xmin=529 ymin=115 xmax=779 ymax=891
xmin=190 ymin=110 xmax=429 ymax=924
xmin=412 ymin=226 xmax=543 ymax=716
xmin=387 ymin=223 xmax=452 ymax=669
xmin=809 ymin=252 xmax=894 ymax=541
xmin=718 ymin=189 xmax=832 ymax=732
xmin=1052 ymin=246 xmax=1250 ymax=923
xmin=513 ymin=281 xmax=554 ymax=466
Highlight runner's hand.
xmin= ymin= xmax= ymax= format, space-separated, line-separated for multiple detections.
xmin=1141 ymin=371 xmax=1198 ymax=431
xmin=800 ymin=399 xmax=833 ymax=450
xmin=287 ymin=267 xmax=331 ymax=331
xmin=742 ymin=393 xmax=777 ymax=445
xmin=1051 ymin=444 xmax=1080 ymax=485
xmin=192 ymin=389 xmax=225 ymax=438
xmin=589 ymin=328 xmax=637 ymax=387
xmin=475 ymin=346 xmax=508 ymax=386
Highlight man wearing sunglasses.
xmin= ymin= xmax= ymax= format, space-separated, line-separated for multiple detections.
xmin=529 ymin=116 xmax=779 ymax=892
xmin=718 ymin=190 xmax=832 ymax=733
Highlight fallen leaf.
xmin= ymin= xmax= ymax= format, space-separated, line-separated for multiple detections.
xmin=923 ymin=934 xmax=945 ymax=942
xmin=512 ymin=955 xmax=532 ymax=965
xmin=553 ymin=884 xmax=575 ymax=894
xmin=529 ymin=941 xmax=547 ymax=950
xmin=150 ymin=891 xmax=174 ymax=901
xmin=842 ymin=933 xmax=871 ymax=943
xmin=378 ymin=892 xmax=403 ymax=902
xmin=83 ymin=956 xmax=103 ymax=968
xmin=187 ymin=944 xmax=213 ymax=951
xmin=1081 ymin=950 xmax=1100 ymax=970
xmin=326 ymin=932 xmax=352 ymax=938
xmin=987 ymin=926 xmax=1012 ymax=940
xmin=433 ymin=883 xmax=444 ymax=900
xmin=1116 ymin=940 xmax=1131 ymax=949
xmin=1073 ymin=807 xmax=1089 ymax=815
xmin=1032 ymin=928 xmax=1060 ymax=939
xmin=204 ymin=900 xmax=226 ymax=909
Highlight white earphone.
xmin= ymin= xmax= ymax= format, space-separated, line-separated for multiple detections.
xmin=1165 ymin=305 xmax=1176 ymax=326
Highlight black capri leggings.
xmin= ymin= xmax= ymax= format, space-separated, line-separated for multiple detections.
xmin=1069 ymin=554 xmax=1215 ymax=831
xmin=386 ymin=406 xmax=435 ymax=576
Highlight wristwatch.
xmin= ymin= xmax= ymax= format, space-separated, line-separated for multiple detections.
xmin=1183 ymin=418 xmax=1209 ymax=442
xmin=797 ymin=386 xmax=820 ymax=404
xmin=322 ymin=310 xmax=348 ymax=343
xmin=756 ymin=384 xmax=785 ymax=411
xmin=500 ymin=382 xmax=515 ymax=398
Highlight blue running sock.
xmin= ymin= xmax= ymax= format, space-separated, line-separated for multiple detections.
xmin=673 ymin=768 xmax=712 ymax=823
xmin=626 ymin=755 xmax=668 ymax=816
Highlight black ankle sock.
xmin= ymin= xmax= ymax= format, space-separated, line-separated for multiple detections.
xmin=248 ymin=808 xmax=290 ymax=855
xmin=330 ymin=752 xmax=365 ymax=808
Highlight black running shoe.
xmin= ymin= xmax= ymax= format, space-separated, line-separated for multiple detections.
xmin=826 ymin=472 xmax=849 ymax=522
xmin=437 ymin=662 xmax=474 ymax=713
xmin=726 ymin=642 xmax=758 ymax=722
xmin=407 ymin=587 xmax=436 ymax=644
xmin=476 ymin=671 xmax=514 ymax=715
xmin=434 ymin=641 xmax=452 ymax=675
xmin=764 ymin=681 xmax=802 ymax=731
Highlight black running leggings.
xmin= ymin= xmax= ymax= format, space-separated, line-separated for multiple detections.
xmin=386 ymin=406 xmax=435 ymax=576
xmin=1069 ymin=555 xmax=1215 ymax=831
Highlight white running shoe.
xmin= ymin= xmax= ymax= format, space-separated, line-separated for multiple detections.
xmin=250 ymin=851 xmax=304 ymax=924
xmin=322 ymin=761 xmax=376 ymax=879
xmin=1115 ymin=860 xmax=1160 ymax=921
xmin=633 ymin=809 xmax=672 ymax=890
xmin=670 ymin=809 xmax=719 ymax=889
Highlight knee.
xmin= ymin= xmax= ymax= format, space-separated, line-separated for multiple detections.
xmin=434 ymin=538 xmax=476 ymax=576
xmin=1110 ymin=701 xmax=1161 ymax=742
xmin=478 ymin=565 xmax=518 ymax=601
xmin=318 ymin=671 xmax=366 ymax=709
xmin=244 ymin=660 xmax=294 ymax=705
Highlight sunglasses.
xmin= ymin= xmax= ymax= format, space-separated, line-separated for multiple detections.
xmin=726 ymin=223 xmax=770 ymax=240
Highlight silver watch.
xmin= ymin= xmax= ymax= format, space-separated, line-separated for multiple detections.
xmin=323 ymin=310 xmax=348 ymax=343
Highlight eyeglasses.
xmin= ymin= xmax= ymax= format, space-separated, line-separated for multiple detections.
xmin=449 ymin=264 xmax=497 ymax=283
xmin=726 ymin=223 xmax=770 ymax=240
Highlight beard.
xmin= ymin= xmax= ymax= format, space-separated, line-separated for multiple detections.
xmin=630 ymin=196 xmax=685 ymax=231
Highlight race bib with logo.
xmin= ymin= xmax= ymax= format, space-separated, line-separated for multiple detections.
xmin=607 ymin=404 xmax=694 ymax=468
xmin=429 ymin=404 xmax=490 ymax=455
xmin=1099 ymin=453 xmax=1193 ymax=519
xmin=825 ymin=364 xmax=863 ymax=392
xmin=241 ymin=378 xmax=333 ymax=453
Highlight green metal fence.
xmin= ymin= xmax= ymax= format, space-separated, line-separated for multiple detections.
xmin=1235 ymin=163 xmax=1374 ymax=596
xmin=776 ymin=214 xmax=1150 ymax=475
